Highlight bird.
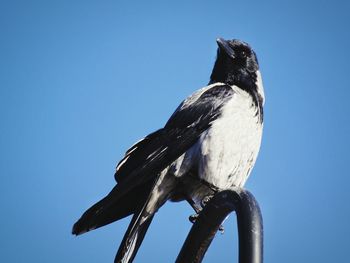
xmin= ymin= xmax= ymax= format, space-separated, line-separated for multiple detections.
xmin=72 ymin=38 xmax=265 ymax=263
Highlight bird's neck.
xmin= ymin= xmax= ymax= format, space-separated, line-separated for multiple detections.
xmin=209 ymin=57 xmax=235 ymax=86
xmin=210 ymin=68 xmax=264 ymax=118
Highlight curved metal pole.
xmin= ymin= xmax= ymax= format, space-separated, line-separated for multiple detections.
xmin=175 ymin=189 xmax=263 ymax=263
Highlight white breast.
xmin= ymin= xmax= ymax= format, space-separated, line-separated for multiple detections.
xmin=196 ymin=85 xmax=263 ymax=189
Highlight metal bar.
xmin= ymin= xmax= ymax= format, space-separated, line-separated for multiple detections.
xmin=175 ymin=189 xmax=263 ymax=263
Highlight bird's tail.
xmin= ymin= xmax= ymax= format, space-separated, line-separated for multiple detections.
xmin=114 ymin=173 xmax=176 ymax=263
xmin=114 ymin=209 xmax=155 ymax=263
xmin=72 ymin=181 xmax=154 ymax=236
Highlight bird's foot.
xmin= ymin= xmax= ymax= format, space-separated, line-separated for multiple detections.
xmin=188 ymin=195 xmax=216 ymax=225
xmin=189 ymin=212 xmax=225 ymax=234
xmin=201 ymin=195 xmax=214 ymax=207
xmin=218 ymin=224 xmax=225 ymax=234
xmin=202 ymin=195 xmax=225 ymax=234
xmin=189 ymin=213 xmax=199 ymax=223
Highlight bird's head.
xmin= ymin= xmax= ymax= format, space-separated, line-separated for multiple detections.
xmin=210 ymin=38 xmax=263 ymax=103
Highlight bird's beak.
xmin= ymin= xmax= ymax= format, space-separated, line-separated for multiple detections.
xmin=216 ymin=38 xmax=235 ymax=59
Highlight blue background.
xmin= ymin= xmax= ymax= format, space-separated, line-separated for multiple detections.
xmin=1 ymin=1 xmax=350 ymax=262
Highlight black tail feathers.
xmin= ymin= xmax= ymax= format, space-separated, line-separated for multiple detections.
xmin=114 ymin=212 xmax=155 ymax=263
xmin=72 ymin=182 xmax=153 ymax=236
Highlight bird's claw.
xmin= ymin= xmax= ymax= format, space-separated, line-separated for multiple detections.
xmin=201 ymin=195 xmax=213 ymax=207
xmin=218 ymin=224 xmax=225 ymax=234
xmin=189 ymin=213 xmax=225 ymax=234
xmin=188 ymin=195 xmax=217 ymax=226
xmin=189 ymin=213 xmax=199 ymax=223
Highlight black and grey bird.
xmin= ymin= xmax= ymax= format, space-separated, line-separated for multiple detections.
xmin=72 ymin=38 xmax=265 ymax=262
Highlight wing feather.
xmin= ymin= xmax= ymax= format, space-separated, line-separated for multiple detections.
xmin=113 ymin=84 xmax=235 ymax=194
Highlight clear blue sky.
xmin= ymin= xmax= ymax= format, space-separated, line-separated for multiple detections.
xmin=1 ymin=1 xmax=350 ymax=262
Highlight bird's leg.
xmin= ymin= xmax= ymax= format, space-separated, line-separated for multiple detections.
xmin=201 ymin=195 xmax=213 ymax=207
xmin=187 ymin=197 xmax=202 ymax=223
xmin=188 ymin=195 xmax=214 ymax=223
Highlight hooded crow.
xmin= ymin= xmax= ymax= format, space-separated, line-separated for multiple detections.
xmin=72 ymin=38 xmax=265 ymax=263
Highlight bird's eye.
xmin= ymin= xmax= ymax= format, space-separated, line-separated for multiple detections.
xmin=241 ymin=51 xmax=247 ymax=58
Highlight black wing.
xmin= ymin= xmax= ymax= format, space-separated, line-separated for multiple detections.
xmin=72 ymin=84 xmax=235 ymax=235
xmin=113 ymin=84 xmax=234 ymax=193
